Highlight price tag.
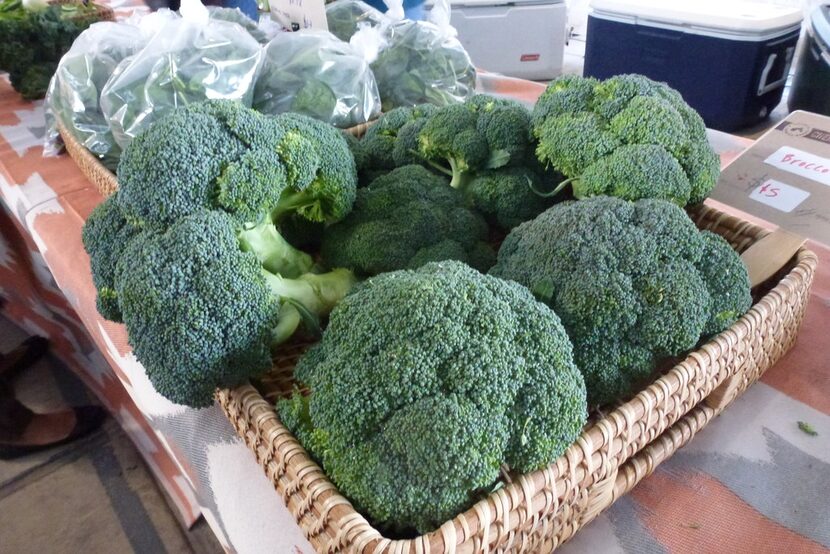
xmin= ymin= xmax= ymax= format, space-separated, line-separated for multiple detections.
xmin=749 ymin=179 xmax=810 ymax=213
xmin=270 ymin=0 xmax=328 ymax=31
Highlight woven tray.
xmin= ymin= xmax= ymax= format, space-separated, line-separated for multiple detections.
xmin=57 ymin=120 xmax=374 ymax=199
xmin=216 ymin=205 xmax=817 ymax=553
xmin=60 ymin=118 xmax=818 ymax=552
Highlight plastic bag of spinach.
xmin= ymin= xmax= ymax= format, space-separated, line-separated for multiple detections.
xmin=44 ymin=17 xmax=161 ymax=170
xmin=206 ymin=6 xmax=274 ymax=44
xmin=253 ymin=30 xmax=381 ymax=128
xmin=325 ymin=0 xmax=387 ymax=42
xmin=100 ymin=0 xmax=262 ymax=150
xmin=370 ymin=17 xmax=475 ymax=111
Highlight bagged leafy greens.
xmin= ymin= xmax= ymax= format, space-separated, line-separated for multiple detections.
xmin=44 ymin=18 xmax=157 ymax=169
xmin=253 ymin=30 xmax=381 ymax=128
xmin=100 ymin=0 xmax=262 ymax=150
xmin=369 ymin=0 xmax=475 ymax=110
xmin=325 ymin=0 xmax=387 ymax=42
xmin=206 ymin=6 xmax=274 ymax=44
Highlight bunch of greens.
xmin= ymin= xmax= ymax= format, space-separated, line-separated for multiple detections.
xmin=0 ymin=0 xmax=106 ymax=100
xmin=253 ymin=31 xmax=381 ymax=129
xmin=371 ymin=19 xmax=475 ymax=111
xmin=99 ymin=13 xmax=262 ymax=150
xmin=325 ymin=0 xmax=386 ymax=42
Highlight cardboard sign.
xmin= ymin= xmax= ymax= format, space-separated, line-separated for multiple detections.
xmin=711 ymin=110 xmax=830 ymax=245
xmin=269 ymin=0 xmax=328 ymax=31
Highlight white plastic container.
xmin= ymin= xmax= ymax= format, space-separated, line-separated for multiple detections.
xmin=429 ymin=0 xmax=568 ymax=80
xmin=584 ymin=0 xmax=803 ymax=131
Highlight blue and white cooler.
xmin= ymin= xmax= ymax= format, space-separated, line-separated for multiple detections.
xmin=583 ymin=0 xmax=804 ymax=131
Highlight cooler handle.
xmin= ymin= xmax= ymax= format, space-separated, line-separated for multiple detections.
xmin=757 ymin=46 xmax=795 ymax=96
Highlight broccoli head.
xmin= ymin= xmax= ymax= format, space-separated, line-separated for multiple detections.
xmin=278 ymin=260 xmax=587 ymax=533
xmin=117 ymin=100 xmax=357 ymax=227
xmin=355 ymin=104 xmax=437 ymax=176
xmin=532 ymin=74 xmax=719 ymax=206
xmin=81 ymin=191 xmax=142 ymax=322
xmin=320 ymin=165 xmax=496 ymax=275
xmin=115 ymin=210 xmax=355 ymax=407
xmin=490 ymin=197 xmax=751 ymax=406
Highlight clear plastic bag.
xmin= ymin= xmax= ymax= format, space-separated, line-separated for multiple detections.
xmin=325 ymin=0 xmax=388 ymax=42
xmin=43 ymin=19 xmax=151 ymax=169
xmin=370 ymin=0 xmax=475 ymax=110
xmin=100 ymin=0 xmax=262 ymax=150
xmin=207 ymin=6 xmax=276 ymax=44
xmin=253 ymin=30 xmax=381 ymax=129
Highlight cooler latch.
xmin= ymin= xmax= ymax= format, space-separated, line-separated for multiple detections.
xmin=757 ymin=46 xmax=796 ymax=96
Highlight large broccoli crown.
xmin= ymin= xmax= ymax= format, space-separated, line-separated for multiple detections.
xmin=532 ymin=74 xmax=718 ymax=206
xmin=320 ymin=165 xmax=495 ymax=275
xmin=116 ymin=100 xmax=357 ymax=227
xmin=81 ymin=192 xmax=142 ymax=322
xmin=115 ymin=210 xmax=282 ymax=407
xmin=490 ymin=197 xmax=751 ymax=406
xmin=278 ymin=260 xmax=587 ymax=533
xmin=113 ymin=210 xmax=356 ymax=407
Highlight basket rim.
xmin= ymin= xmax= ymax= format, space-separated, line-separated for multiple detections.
xmin=216 ymin=204 xmax=819 ymax=552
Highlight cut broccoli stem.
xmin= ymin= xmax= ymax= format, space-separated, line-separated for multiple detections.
xmin=424 ymin=158 xmax=454 ymax=179
xmin=238 ymin=220 xmax=314 ymax=279
xmin=530 ymin=176 xmax=575 ymax=198
xmin=262 ymin=268 xmax=357 ymax=342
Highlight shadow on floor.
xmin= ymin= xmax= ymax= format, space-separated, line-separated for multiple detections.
xmin=0 ymin=316 xmax=223 ymax=554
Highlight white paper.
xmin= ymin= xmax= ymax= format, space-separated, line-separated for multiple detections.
xmin=764 ymin=146 xmax=830 ymax=187
xmin=749 ymin=179 xmax=811 ymax=213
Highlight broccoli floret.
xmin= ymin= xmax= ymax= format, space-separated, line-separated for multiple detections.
xmin=320 ymin=166 xmax=495 ymax=275
xmin=532 ymin=74 xmax=720 ymax=206
xmin=355 ymin=105 xmax=437 ymax=174
xmin=681 ymin=140 xmax=721 ymax=204
xmin=117 ymin=100 xmax=357 ymax=227
xmin=695 ymin=231 xmax=752 ymax=335
xmin=576 ymin=144 xmax=692 ymax=205
xmin=535 ymin=112 xmax=621 ymax=177
xmin=466 ymin=167 xmax=554 ymax=230
xmin=81 ymin=192 xmax=142 ymax=322
xmin=270 ymin=113 xmax=358 ymax=224
xmin=418 ymin=100 xmax=532 ymax=188
xmin=490 ymin=197 xmax=751 ymax=406
xmin=115 ymin=210 xmax=355 ymax=407
xmin=530 ymin=74 xmax=598 ymax=133
xmin=278 ymin=260 xmax=587 ymax=533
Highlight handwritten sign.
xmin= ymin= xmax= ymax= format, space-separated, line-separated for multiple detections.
xmin=749 ymin=179 xmax=810 ymax=213
xmin=270 ymin=0 xmax=328 ymax=31
xmin=764 ymin=146 xmax=830 ymax=187
xmin=711 ymin=111 xmax=830 ymax=246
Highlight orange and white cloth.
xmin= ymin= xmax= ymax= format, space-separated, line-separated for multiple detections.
xmin=1 ymin=63 xmax=829 ymax=554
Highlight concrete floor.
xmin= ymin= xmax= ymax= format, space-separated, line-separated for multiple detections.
xmin=0 ymin=317 xmax=223 ymax=554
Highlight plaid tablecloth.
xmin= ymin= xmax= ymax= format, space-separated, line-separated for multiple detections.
xmin=1 ymin=63 xmax=828 ymax=554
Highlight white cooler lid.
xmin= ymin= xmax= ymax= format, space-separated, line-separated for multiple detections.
xmin=590 ymin=0 xmax=803 ymax=34
xmin=431 ymin=0 xmax=564 ymax=7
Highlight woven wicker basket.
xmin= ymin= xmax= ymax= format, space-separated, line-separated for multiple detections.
xmin=60 ymin=119 xmax=818 ymax=552
xmin=57 ymin=120 xmax=374 ymax=199
xmin=215 ymin=206 xmax=817 ymax=553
